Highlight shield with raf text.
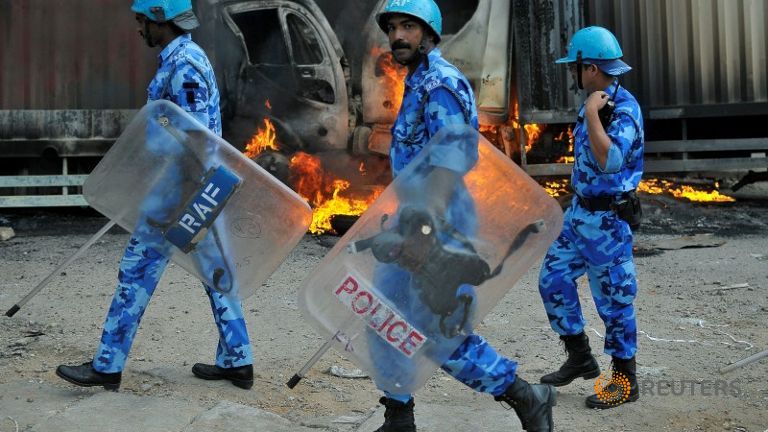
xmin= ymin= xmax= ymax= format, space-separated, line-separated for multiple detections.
xmin=298 ymin=125 xmax=564 ymax=394
xmin=83 ymin=100 xmax=312 ymax=299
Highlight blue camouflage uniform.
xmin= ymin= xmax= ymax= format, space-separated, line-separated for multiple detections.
xmin=373 ymin=48 xmax=518 ymax=403
xmin=93 ymin=34 xmax=252 ymax=373
xmin=538 ymin=80 xmax=643 ymax=360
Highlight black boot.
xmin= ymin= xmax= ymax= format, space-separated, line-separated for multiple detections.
xmin=191 ymin=363 xmax=254 ymax=390
xmin=56 ymin=361 xmax=121 ymax=391
xmin=540 ymin=332 xmax=600 ymax=386
xmin=495 ymin=376 xmax=556 ymax=432
xmin=374 ymin=397 xmax=416 ymax=432
xmin=585 ymin=356 xmax=639 ymax=409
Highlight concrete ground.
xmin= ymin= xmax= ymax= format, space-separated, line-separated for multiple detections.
xmin=1 ymin=193 xmax=767 ymax=431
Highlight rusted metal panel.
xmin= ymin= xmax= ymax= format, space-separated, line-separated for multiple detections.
xmin=587 ymin=0 xmax=768 ymax=109
xmin=0 ymin=0 xmax=155 ymax=110
xmin=0 ymin=110 xmax=135 ymax=139
xmin=512 ymin=0 xmax=584 ymax=124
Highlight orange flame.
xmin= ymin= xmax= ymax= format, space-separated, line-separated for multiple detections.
xmin=523 ymin=124 xmax=543 ymax=152
xmin=372 ymin=46 xmax=407 ymax=114
xmin=243 ymin=117 xmax=278 ymax=158
xmin=638 ymin=179 xmax=735 ymax=203
xmin=543 ymin=180 xmax=571 ymax=198
xmin=290 ymin=152 xmax=384 ymax=234
xmin=555 ymin=127 xmax=575 ymax=164
xmin=540 ymin=178 xmax=735 ymax=203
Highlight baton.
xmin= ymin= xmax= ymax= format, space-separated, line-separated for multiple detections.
xmin=719 ymin=348 xmax=768 ymax=374
xmin=5 ymin=220 xmax=117 ymax=317
xmin=286 ymin=335 xmax=335 ymax=389
xmin=287 ymin=318 xmax=359 ymax=389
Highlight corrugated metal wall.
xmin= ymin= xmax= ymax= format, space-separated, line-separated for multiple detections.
xmin=512 ymin=0 xmax=584 ymax=123
xmin=0 ymin=0 xmax=156 ymax=109
xmin=587 ymin=0 xmax=768 ymax=108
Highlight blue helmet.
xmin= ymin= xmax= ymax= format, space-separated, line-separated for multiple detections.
xmin=131 ymin=0 xmax=199 ymax=30
xmin=556 ymin=26 xmax=631 ymax=75
xmin=376 ymin=0 xmax=443 ymax=43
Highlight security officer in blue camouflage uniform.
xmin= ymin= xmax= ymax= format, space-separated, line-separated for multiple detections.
xmin=56 ymin=0 xmax=254 ymax=391
xmin=371 ymin=1 xmax=555 ymax=431
xmin=537 ymin=26 xmax=644 ymax=409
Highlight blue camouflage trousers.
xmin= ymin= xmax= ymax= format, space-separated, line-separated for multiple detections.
xmin=381 ymin=334 xmax=519 ymax=403
xmin=384 ymin=331 xmax=519 ymax=403
xmin=538 ymin=199 xmax=638 ymax=359
xmin=92 ymin=233 xmax=253 ymax=373
xmin=371 ymin=264 xmax=518 ymax=403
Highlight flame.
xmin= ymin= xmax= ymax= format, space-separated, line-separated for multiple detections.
xmin=290 ymin=152 xmax=384 ymax=234
xmin=265 ymin=99 xmax=272 ymax=110
xmin=555 ymin=127 xmax=575 ymax=163
xmin=242 ymin=121 xmax=384 ymax=235
xmin=243 ymin=117 xmax=278 ymax=158
xmin=544 ymin=180 xmax=571 ymax=197
xmin=371 ymin=46 xmax=407 ymax=114
xmin=523 ymin=123 xmax=543 ymax=152
xmin=479 ymin=124 xmax=498 ymax=134
xmin=638 ymin=179 xmax=735 ymax=203
xmin=539 ymin=177 xmax=735 ymax=203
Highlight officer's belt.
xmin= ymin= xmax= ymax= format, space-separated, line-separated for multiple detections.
xmin=576 ymin=194 xmax=618 ymax=212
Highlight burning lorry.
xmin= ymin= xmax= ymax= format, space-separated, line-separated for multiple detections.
xmin=1 ymin=0 xmax=766 ymax=215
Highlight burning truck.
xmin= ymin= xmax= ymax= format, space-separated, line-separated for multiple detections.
xmin=1 ymin=0 xmax=767 ymax=229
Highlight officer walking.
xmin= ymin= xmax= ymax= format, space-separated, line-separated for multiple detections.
xmin=370 ymin=1 xmax=556 ymax=431
xmin=56 ymin=0 xmax=254 ymax=391
xmin=537 ymin=26 xmax=644 ymax=409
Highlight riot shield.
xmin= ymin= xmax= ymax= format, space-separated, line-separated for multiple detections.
xmin=298 ymin=125 xmax=563 ymax=394
xmin=83 ymin=100 xmax=312 ymax=300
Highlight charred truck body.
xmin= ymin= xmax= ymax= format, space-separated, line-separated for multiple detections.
xmin=1 ymin=0 xmax=767 ymax=207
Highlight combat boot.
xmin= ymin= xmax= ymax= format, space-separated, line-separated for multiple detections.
xmin=191 ymin=363 xmax=254 ymax=390
xmin=495 ymin=376 xmax=556 ymax=432
xmin=540 ymin=332 xmax=600 ymax=386
xmin=374 ymin=397 xmax=416 ymax=432
xmin=586 ymin=356 xmax=639 ymax=409
xmin=56 ymin=361 xmax=121 ymax=391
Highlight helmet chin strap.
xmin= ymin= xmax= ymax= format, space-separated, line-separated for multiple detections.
xmin=143 ymin=19 xmax=157 ymax=48
xmin=416 ymin=36 xmax=432 ymax=68
xmin=576 ymin=51 xmax=584 ymax=90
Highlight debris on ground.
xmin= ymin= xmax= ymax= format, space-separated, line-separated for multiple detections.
xmin=327 ymin=365 xmax=369 ymax=379
xmin=0 ymin=227 xmax=15 ymax=242
xmin=636 ymin=233 xmax=726 ymax=251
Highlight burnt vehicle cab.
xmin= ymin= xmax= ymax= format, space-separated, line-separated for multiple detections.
xmin=195 ymin=0 xmax=349 ymax=155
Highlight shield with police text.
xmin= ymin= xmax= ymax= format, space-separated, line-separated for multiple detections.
xmin=298 ymin=124 xmax=563 ymax=394
xmin=83 ymin=100 xmax=312 ymax=299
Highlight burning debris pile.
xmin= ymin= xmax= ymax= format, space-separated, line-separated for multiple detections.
xmin=289 ymin=152 xmax=384 ymax=234
xmin=242 ymin=102 xmax=385 ymax=235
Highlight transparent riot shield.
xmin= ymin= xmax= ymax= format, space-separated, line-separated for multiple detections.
xmin=298 ymin=125 xmax=563 ymax=394
xmin=83 ymin=100 xmax=312 ymax=300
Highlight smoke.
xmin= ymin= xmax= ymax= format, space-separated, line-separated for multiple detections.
xmin=313 ymin=0 xmax=381 ymax=93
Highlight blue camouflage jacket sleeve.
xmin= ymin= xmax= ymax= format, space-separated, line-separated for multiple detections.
xmin=423 ymin=84 xmax=478 ymax=175
xmin=601 ymin=112 xmax=638 ymax=173
xmin=168 ymin=60 xmax=211 ymax=129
